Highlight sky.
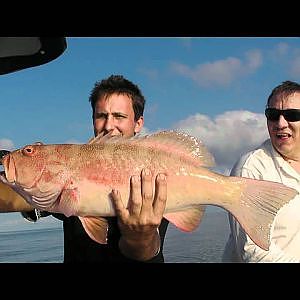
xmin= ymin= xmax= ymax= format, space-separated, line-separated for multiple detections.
xmin=1 ymin=36 xmax=300 ymax=232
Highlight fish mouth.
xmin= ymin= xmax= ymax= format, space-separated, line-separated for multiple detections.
xmin=1 ymin=153 xmax=16 ymax=183
xmin=0 ymin=150 xmax=10 ymax=165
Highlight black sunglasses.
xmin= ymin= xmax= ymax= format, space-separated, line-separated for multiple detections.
xmin=265 ymin=108 xmax=300 ymax=122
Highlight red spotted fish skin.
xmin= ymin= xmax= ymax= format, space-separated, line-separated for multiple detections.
xmin=1 ymin=132 xmax=213 ymax=215
xmin=0 ymin=131 xmax=298 ymax=250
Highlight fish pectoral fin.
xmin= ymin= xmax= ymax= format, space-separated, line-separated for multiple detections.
xmin=56 ymin=187 xmax=80 ymax=217
xmin=79 ymin=216 xmax=108 ymax=244
xmin=164 ymin=205 xmax=206 ymax=232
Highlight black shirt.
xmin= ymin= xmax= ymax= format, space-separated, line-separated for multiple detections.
xmin=53 ymin=213 xmax=169 ymax=263
xmin=22 ymin=210 xmax=169 ymax=263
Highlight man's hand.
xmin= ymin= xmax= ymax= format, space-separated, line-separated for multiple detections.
xmin=110 ymin=168 xmax=167 ymax=261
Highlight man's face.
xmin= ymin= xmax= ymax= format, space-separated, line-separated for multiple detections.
xmin=93 ymin=93 xmax=144 ymax=138
xmin=267 ymin=92 xmax=300 ymax=160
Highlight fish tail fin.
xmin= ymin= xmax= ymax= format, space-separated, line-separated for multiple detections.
xmin=226 ymin=177 xmax=298 ymax=251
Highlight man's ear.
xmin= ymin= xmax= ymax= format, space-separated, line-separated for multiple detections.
xmin=134 ymin=116 xmax=144 ymax=134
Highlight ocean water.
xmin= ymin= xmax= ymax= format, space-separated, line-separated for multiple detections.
xmin=164 ymin=208 xmax=230 ymax=263
xmin=0 ymin=227 xmax=64 ymax=263
xmin=0 ymin=207 xmax=230 ymax=263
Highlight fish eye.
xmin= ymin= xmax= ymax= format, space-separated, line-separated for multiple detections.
xmin=22 ymin=145 xmax=36 ymax=156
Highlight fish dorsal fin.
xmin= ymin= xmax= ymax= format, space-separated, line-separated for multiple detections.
xmin=132 ymin=131 xmax=215 ymax=168
xmin=163 ymin=205 xmax=206 ymax=232
xmin=78 ymin=216 xmax=109 ymax=244
xmin=88 ymin=132 xmax=113 ymax=144
xmin=88 ymin=131 xmax=126 ymax=145
xmin=88 ymin=130 xmax=214 ymax=167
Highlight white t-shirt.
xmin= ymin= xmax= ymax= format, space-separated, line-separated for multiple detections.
xmin=222 ymin=139 xmax=300 ymax=262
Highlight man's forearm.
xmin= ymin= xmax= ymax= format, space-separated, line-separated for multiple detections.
xmin=119 ymin=230 xmax=160 ymax=261
xmin=0 ymin=182 xmax=34 ymax=212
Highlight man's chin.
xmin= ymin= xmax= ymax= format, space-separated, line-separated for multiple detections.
xmin=274 ymin=142 xmax=293 ymax=156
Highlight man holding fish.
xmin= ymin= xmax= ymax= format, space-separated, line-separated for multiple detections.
xmin=0 ymin=75 xmax=169 ymax=262
xmin=223 ymin=81 xmax=300 ymax=262
xmin=1 ymin=76 xmax=299 ymax=261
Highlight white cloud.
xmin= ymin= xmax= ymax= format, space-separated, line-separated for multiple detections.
xmin=289 ymin=56 xmax=300 ymax=77
xmin=275 ymin=42 xmax=289 ymax=56
xmin=172 ymin=110 xmax=268 ymax=172
xmin=245 ymin=49 xmax=263 ymax=71
xmin=268 ymin=42 xmax=300 ymax=77
xmin=170 ymin=49 xmax=263 ymax=87
xmin=0 ymin=138 xmax=14 ymax=150
xmin=138 ymin=67 xmax=159 ymax=80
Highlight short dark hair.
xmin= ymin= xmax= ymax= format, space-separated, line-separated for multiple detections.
xmin=89 ymin=75 xmax=145 ymax=121
xmin=267 ymin=80 xmax=300 ymax=107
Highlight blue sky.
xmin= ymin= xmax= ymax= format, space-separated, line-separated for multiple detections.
xmin=1 ymin=36 xmax=300 ymax=231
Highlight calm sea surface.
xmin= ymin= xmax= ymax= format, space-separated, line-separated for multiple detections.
xmin=0 ymin=208 xmax=230 ymax=263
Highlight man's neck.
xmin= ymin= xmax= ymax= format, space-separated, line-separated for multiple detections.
xmin=286 ymin=159 xmax=300 ymax=174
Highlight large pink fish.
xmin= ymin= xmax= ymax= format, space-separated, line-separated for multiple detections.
xmin=0 ymin=131 xmax=297 ymax=250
